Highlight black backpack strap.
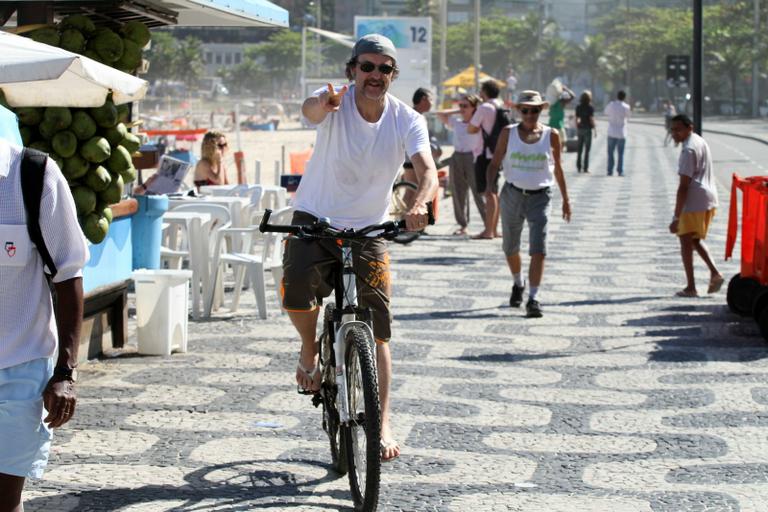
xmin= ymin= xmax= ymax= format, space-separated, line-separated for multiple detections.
xmin=20 ymin=148 xmax=58 ymax=278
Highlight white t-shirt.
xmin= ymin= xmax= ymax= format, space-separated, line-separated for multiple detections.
xmin=294 ymin=85 xmax=430 ymax=229
xmin=448 ymin=116 xmax=481 ymax=154
xmin=604 ymin=100 xmax=631 ymax=139
xmin=470 ymin=98 xmax=504 ymax=158
xmin=678 ymin=132 xmax=718 ymax=212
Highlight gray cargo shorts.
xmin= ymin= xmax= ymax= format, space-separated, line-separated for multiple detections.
xmin=500 ymin=182 xmax=552 ymax=256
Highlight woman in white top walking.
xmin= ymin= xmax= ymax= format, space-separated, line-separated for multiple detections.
xmin=438 ymin=94 xmax=485 ymax=235
xmin=485 ymin=90 xmax=571 ymax=318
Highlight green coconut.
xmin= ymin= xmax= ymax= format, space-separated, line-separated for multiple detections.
xmin=83 ymin=165 xmax=112 ymax=192
xmin=104 ymin=123 xmax=128 ymax=146
xmin=90 ymin=100 xmax=118 ymax=128
xmin=15 ymin=107 xmax=43 ymax=126
xmin=114 ymin=39 xmax=142 ymax=71
xmin=119 ymin=132 xmax=141 ymax=153
xmin=37 ymin=120 xmax=59 ymax=140
xmin=80 ymin=136 xmax=111 ymax=163
xmin=59 ymin=28 xmax=86 ymax=53
xmin=106 ymin=144 xmax=132 ymax=174
xmin=70 ymin=111 xmax=97 ymax=140
xmin=27 ymin=27 xmax=60 ymax=47
xmin=120 ymin=20 xmax=151 ymax=47
xmin=63 ymin=154 xmax=90 ymax=180
xmin=59 ymin=14 xmax=96 ymax=36
xmin=51 ymin=130 xmax=78 ymax=158
xmin=118 ymin=165 xmax=137 ymax=184
xmin=44 ymin=107 xmax=72 ymax=130
xmin=82 ymin=212 xmax=109 ymax=244
xmin=99 ymin=173 xmax=124 ymax=205
xmin=87 ymin=28 xmax=123 ymax=63
xmin=19 ymin=126 xmax=35 ymax=146
xmin=71 ymin=186 xmax=97 ymax=216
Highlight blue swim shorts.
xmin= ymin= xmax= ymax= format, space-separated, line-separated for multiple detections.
xmin=0 ymin=358 xmax=53 ymax=479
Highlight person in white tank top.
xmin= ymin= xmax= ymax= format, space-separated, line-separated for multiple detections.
xmin=485 ymin=90 xmax=571 ymax=318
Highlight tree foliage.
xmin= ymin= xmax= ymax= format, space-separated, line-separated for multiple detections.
xmin=145 ymin=32 xmax=205 ymax=88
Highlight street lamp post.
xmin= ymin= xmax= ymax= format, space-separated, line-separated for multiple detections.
xmin=693 ymin=0 xmax=702 ymax=134
xmin=753 ymin=0 xmax=760 ymax=117
xmin=473 ymin=0 xmax=480 ymax=90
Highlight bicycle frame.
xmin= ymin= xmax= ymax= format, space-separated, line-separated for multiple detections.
xmin=331 ymin=242 xmax=376 ymax=425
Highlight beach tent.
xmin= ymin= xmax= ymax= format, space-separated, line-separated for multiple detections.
xmin=0 ymin=31 xmax=148 ymax=107
xmin=443 ymin=66 xmax=506 ymax=89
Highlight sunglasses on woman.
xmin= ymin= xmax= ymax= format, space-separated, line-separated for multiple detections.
xmin=519 ymin=107 xmax=541 ymax=115
xmin=217 ymin=142 xmax=228 ymax=149
xmin=358 ymin=61 xmax=395 ymax=75
xmin=458 ymin=103 xmax=471 ymax=108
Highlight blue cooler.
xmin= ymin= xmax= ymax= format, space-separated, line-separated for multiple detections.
xmin=132 ymin=194 xmax=169 ymax=269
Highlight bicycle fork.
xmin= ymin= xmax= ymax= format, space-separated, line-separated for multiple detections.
xmin=333 ymin=243 xmax=375 ymax=425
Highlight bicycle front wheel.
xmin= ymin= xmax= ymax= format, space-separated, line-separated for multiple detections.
xmin=389 ymin=181 xmax=422 ymax=245
xmin=343 ymin=326 xmax=381 ymax=511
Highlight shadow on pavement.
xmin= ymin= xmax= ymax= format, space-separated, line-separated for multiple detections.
xmin=395 ymin=256 xmax=481 ymax=266
xmin=26 ymin=460 xmax=354 ymax=511
xmin=396 ymin=306 xmax=504 ymax=322
xmin=558 ymin=295 xmax=667 ymax=307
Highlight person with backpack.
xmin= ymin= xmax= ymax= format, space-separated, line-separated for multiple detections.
xmin=0 ymin=138 xmax=89 ymax=510
xmin=484 ymin=90 xmax=571 ymax=318
xmin=468 ymin=80 xmax=513 ymax=239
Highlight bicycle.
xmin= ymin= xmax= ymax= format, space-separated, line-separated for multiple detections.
xmin=259 ymin=207 xmax=433 ymax=511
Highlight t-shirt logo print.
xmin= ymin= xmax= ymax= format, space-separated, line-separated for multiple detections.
xmin=5 ymin=241 xmax=16 ymax=258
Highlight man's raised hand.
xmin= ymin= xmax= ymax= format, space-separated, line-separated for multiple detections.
xmin=321 ymin=83 xmax=348 ymax=112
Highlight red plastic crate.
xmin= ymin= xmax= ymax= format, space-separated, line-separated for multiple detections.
xmin=726 ymin=173 xmax=768 ymax=286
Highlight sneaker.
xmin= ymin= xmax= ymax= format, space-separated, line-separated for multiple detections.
xmin=525 ymin=299 xmax=543 ymax=318
xmin=510 ymin=284 xmax=525 ymax=307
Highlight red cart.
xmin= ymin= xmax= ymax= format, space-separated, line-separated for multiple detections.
xmin=725 ymin=173 xmax=768 ymax=340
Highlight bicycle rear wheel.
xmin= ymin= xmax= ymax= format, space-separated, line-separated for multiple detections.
xmin=320 ymin=304 xmax=347 ymax=475
xmin=343 ymin=326 xmax=381 ymax=511
xmin=390 ymin=181 xmax=422 ymax=245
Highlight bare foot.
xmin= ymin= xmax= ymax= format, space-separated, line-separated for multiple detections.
xmin=452 ymin=227 xmax=467 ymax=236
xmin=472 ymin=232 xmax=493 ymax=240
xmin=380 ymin=422 xmax=400 ymax=462
xmin=675 ymin=288 xmax=698 ymax=298
xmin=707 ymin=274 xmax=724 ymax=294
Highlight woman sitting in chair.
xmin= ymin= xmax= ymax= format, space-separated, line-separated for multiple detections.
xmin=193 ymin=131 xmax=230 ymax=190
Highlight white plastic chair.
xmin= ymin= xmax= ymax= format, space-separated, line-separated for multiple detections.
xmin=207 ymin=205 xmax=292 ymax=319
xmin=170 ymin=203 xmax=231 ymax=318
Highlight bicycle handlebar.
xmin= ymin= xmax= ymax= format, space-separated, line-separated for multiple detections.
xmin=260 ymin=203 xmax=434 ymax=240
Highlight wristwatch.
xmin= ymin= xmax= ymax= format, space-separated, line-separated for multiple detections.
xmin=53 ymin=366 xmax=78 ymax=382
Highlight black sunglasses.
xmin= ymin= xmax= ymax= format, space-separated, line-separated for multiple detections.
xmin=217 ymin=142 xmax=228 ymax=148
xmin=519 ymin=107 xmax=541 ymax=115
xmin=358 ymin=61 xmax=395 ymax=75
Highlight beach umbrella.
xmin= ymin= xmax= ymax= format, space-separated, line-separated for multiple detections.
xmin=443 ymin=65 xmax=505 ymax=89
xmin=0 ymin=31 xmax=147 ymax=107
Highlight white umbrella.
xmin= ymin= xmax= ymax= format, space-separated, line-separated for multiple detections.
xmin=0 ymin=31 xmax=148 ymax=107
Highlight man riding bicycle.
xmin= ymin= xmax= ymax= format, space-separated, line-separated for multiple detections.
xmin=284 ymin=34 xmax=438 ymax=462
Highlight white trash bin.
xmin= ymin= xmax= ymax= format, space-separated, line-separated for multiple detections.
xmin=133 ymin=269 xmax=193 ymax=356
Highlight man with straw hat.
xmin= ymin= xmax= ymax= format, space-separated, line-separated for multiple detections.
xmin=485 ymin=90 xmax=571 ymax=318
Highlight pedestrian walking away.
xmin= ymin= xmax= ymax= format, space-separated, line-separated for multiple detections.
xmin=575 ymin=90 xmax=597 ymax=173
xmin=437 ymin=94 xmax=485 ymax=235
xmin=285 ymin=33 xmax=438 ymax=463
xmin=548 ymin=85 xmax=575 ymax=150
xmin=0 ymin=139 xmax=89 ymax=511
xmin=604 ymin=90 xmax=631 ymax=176
xmin=485 ymin=90 xmax=571 ymax=318
xmin=667 ymin=114 xmax=724 ymax=298
xmin=468 ymin=80 xmax=512 ymax=239
xmin=663 ymin=99 xmax=677 ymax=147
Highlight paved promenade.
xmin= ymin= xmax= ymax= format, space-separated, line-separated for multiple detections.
xmin=25 ymin=127 xmax=768 ymax=511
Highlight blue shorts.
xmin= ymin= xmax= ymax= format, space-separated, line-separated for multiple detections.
xmin=0 ymin=358 xmax=53 ymax=479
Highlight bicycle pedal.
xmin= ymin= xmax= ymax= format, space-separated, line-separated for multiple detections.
xmin=311 ymin=393 xmax=323 ymax=407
